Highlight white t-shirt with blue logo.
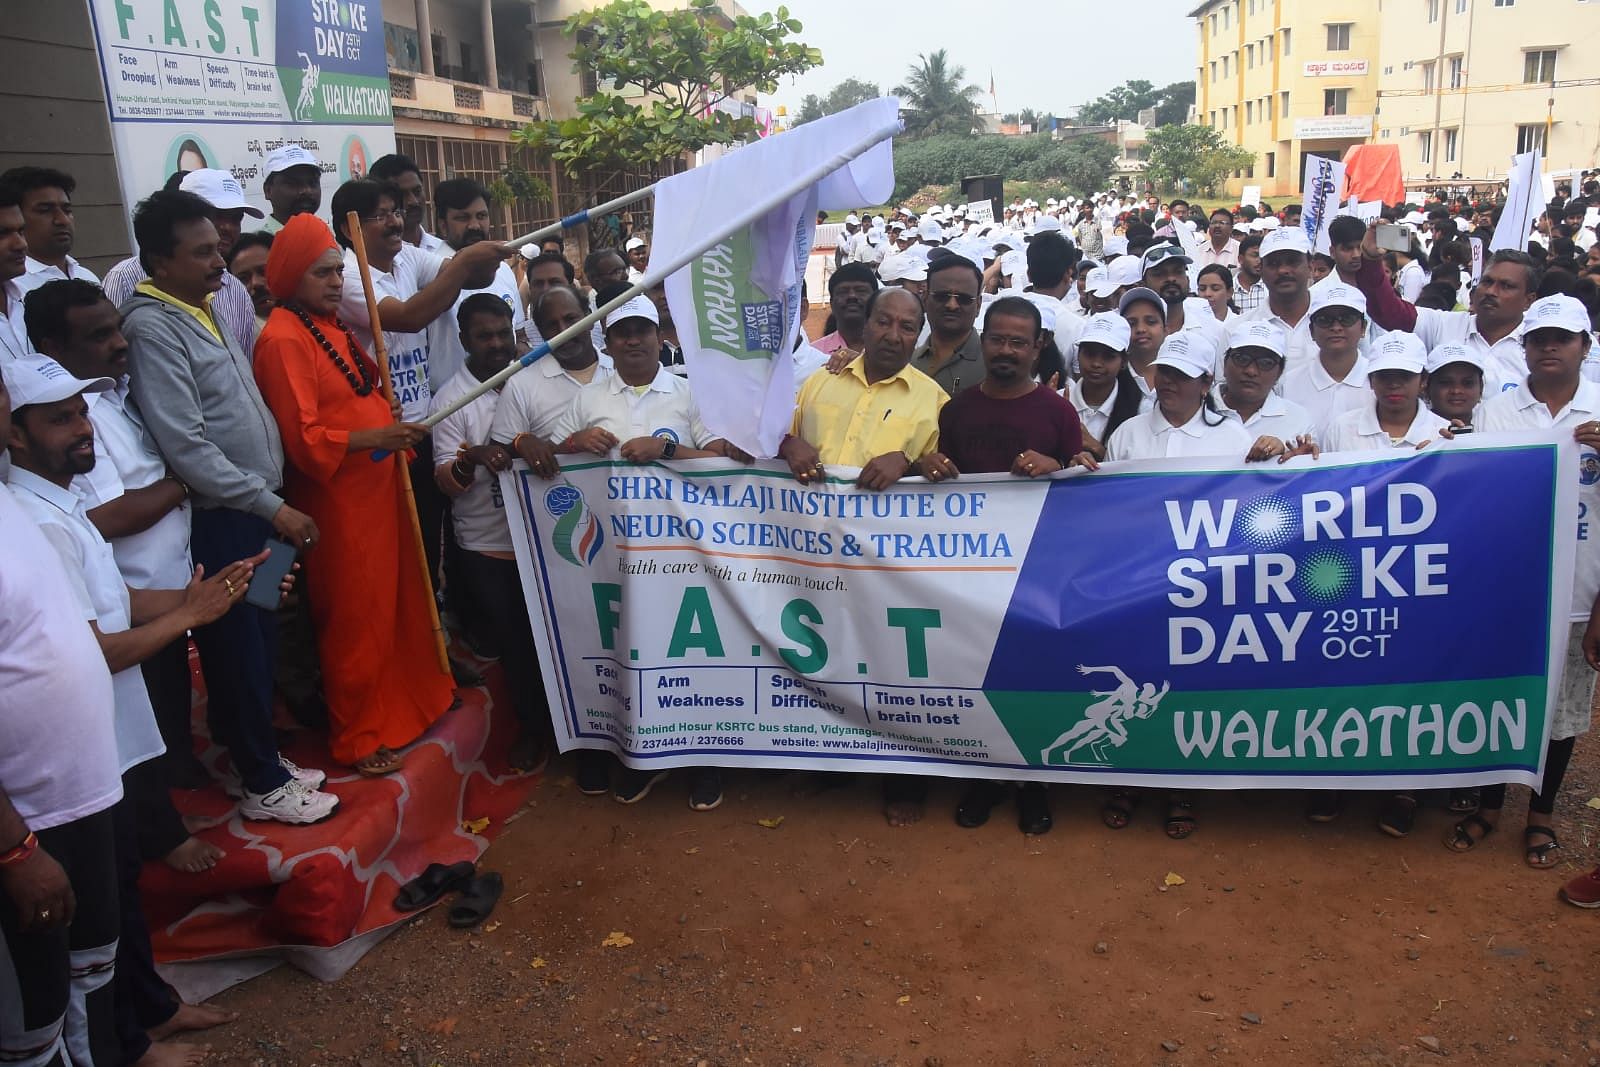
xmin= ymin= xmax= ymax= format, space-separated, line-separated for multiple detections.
xmin=340 ymin=245 xmax=444 ymax=423
xmin=552 ymin=366 xmax=715 ymax=451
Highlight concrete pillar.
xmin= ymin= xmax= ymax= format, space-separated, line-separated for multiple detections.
xmin=414 ymin=0 xmax=434 ymax=75
xmin=480 ymin=0 xmax=499 ymax=89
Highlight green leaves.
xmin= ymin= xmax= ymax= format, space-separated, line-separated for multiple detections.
xmin=894 ymin=50 xmax=983 ymax=139
xmin=1145 ymin=124 xmax=1256 ymax=195
xmin=1079 ymin=80 xmax=1195 ymax=128
xmin=891 ymin=134 xmax=1116 ymax=202
xmin=525 ymin=0 xmax=820 ymax=178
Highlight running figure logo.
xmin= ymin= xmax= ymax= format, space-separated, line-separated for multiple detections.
xmin=294 ymin=52 xmax=321 ymax=123
xmin=1040 ymin=665 xmax=1170 ymax=765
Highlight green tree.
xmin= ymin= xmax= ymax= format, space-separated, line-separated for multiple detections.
xmin=1079 ymin=79 xmax=1195 ymax=127
xmin=515 ymin=0 xmax=821 ymax=177
xmin=1145 ymin=124 xmax=1256 ymax=194
xmin=1152 ymin=81 xmax=1196 ymax=127
xmin=895 ymin=50 xmax=984 ymax=137
xmin=891 ymin=133 xmax=1115 ymax=201
xmin=792 ymin=77 xmax=880 ymax=126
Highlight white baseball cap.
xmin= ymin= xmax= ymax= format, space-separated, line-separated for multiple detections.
xmin=1153 ymin=333 xmax=1218 ymax=379
xmin=1085 ymin=267 xmax=1119 ymax=299
xmin=1033 ymin=216 xmax=1063 ymax=235
xmin=1140 ymin=242 xmax=1192 ymax=275
xmin=1227 ymin=319 xmax=1288 ymax=359
xmin=2 ymin=356 xmax=113 ymax=409
xmin=1001 ymin=249 xmax=1027 ymax=279
xmin=1077 ymin=312 xmax=1131 ymax=352
xmin=1425 ymin=340 xmax=1486 ymax=373
xmin=1260 ymin=227 xmax=1312 ymax=260
xmin=1310 ymin=282 xmax=1368 ymax=317
xmin=1366 ymin=331 xmax=1427 ymax=375
xmin=919 ymin=219 xmax=945 ymax=243
xmin=263 ymin=144 xmax=322 ymax=178
xmin=603 ymin=295 xmax=659 ymax=330
xmin=1016 ymin=291 xmax=1060 ymax=333
xmin=1103 ymin=235 xmax=1129 ymax=257
xmin=844 ymin=213 xmax=861 ymax=226
xmin=624 ymin=236 xmax=647 ymax=252
xmin=179 ymin=169 xmax=265 ymax=217
xmin=1108 ymin=256 xmax=1144 ymax=289
xmin=878 ymin=254 xmax=928 ymax=283
xmin=1523 ymin=294 xmax=1592 ymax=336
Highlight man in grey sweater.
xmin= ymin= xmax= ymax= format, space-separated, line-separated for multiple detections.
xmin=121 ymin=190 xmax=338 ymax=824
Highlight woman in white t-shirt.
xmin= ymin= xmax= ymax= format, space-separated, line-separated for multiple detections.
xmin=1195 ymin=264 xmax=1239 ymax=327
xmin=1073 ymin=332 xmax=1311 ymax=839
xmin=1064 ymin=312 xmax=1148 ymax=460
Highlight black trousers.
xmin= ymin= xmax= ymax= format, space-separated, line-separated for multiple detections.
xmin=455 ymin=550 xmax=549 ymax=736
xmin=139 ymin=636 xmax=194 ymax=775
xmin=0 ymin=807 xmax=120 ymax=1067
xmin=1479 ymin=735 xmax=1577 ymax=815
xmin=112 ymin=787 xmax=178 ymax=1063
xmin=409 ymin=439 xmax=446 ymax=601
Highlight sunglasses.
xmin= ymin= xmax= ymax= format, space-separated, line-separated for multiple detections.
xmin=929 ymin=290 xmax=977 ymax=307
xmin=1312 ymin=309 xmax=1363 ymax=328
xmin=1226 ymin=350 xmax=1284 ymax=370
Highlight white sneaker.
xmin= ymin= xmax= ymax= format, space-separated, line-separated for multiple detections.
xmin=239 ymin=778 xmax=340 ymax=824
xmin=223 ymin=756 xmax=327 ymax=798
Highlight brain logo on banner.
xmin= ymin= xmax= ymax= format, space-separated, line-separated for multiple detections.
xmin=546 ymin=484 xmax=604 ymax=567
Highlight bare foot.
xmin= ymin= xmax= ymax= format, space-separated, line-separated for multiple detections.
xmin=353 ymin=747 xmax=404 ymax=776
xmin=147 ymin=1001 xmax=238 ymax=1041
xmin=884 ymin=801 xmax=923 ymax=827
xmin=163 ymin=837 xmax=225 ymax=874
xmin=133 ymin=1040 xmax=209 ymax=1066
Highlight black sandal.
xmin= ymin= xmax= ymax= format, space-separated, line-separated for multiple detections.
xmin=1377 ymin=793 xmax=1418 ymax=838
xmin=1101 ymin=789 xmax=1136 ymax=830
xmin=447 ymin=871 xmax=505 ymax=928
xmin=393 ymin=861 xmax=475 ymax=912
xmin=1524 ymin=826 xmax=1561 ymax=869
xmin=1444 ymin=812 xmax=1495 ymax=853
xmin=1164 ymin=797 xmax=1197 ymax=840
xmin=1446 ymin=788 xmax=1479 ymax=814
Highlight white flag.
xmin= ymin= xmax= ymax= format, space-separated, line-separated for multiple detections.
xmin=655 ymin=98 xmax=900 ymax=457
xmin=1301 ymin=154 xmax=1346 ymax=254
xmin=1491 ymin=150 xmax=1543 ymax=253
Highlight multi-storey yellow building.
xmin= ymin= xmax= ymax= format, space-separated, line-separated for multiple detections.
xmin=1191 ymin=0 xmax=1383 ymax=200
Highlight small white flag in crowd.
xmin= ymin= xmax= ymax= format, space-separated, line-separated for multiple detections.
xmin=655 ymin=98 xmax=900 ymax=457
xmin=1491 ymin=149 xmax=1544 ymax=253
xmin=1301 ymin=154 xmax=1346 ymax=254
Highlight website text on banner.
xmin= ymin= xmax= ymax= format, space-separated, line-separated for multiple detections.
xmin=503 ymin=439 xmax=1576 ymax=791
xmin=86 ymin=0 xmax=396 ymax=219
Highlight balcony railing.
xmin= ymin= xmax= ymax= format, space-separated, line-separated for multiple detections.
xmin=391 ymin=69 xmax=542 ymax=126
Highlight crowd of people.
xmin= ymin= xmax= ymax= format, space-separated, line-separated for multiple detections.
xmin=6 ymin=145 xmax=1600 ymax=1062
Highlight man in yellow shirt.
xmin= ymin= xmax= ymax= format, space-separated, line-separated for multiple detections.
xmin=780 ymin=287 xmax=944 ymax=491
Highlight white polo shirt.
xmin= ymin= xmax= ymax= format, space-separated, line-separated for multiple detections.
xmin=1213 ymin=387 xmax=1318 ymax=443
xmin=17 ymin=254 xmax=99 ymax=295
xmin=1068 ymin=378 xmax=1150 ymax=442
xmin=1243 ymin=298 xmax=1316 ymax=371
xmin=424 ymin=258 xmax=527 ymax=392
xmin=488 ymin=353 xmax=614 ymax=445
xmin=1324 ymin=403 xmax=1448 ymax=452
xmin=553 ymin=365 xmax=716 ymax=449
xmin=340 ymin=245 xmax=445 ymax=422
xmin=1407 ymin=308 xmax=1527 ymax=397
xmin=0 ymin=278 xmax=35 ymax=363
xmin=7 ymin=468 xmax=165 ymax=775
xmin=430 ymin=368 xmax=512 ymax=555
xmin=1104 ymin=405 xmax=1253 ymax=462
xmin=1479 ymin=378 xmax=1600 ymax=620
xmin=76 ymin=384 xmax=193 ymax=589
xmin=1279 ymin=354 xmax=1374 ymax=444
xmin=0 ymin=481 xmax=122 ymax=830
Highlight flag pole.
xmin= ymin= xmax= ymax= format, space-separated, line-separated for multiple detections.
xmin=373 ymin=117 xmax=902 ymax=458
xmin=345 ymin=210 xmax=452 ymax=675
xmin=505 ymin=184 xmax=657 ymax=252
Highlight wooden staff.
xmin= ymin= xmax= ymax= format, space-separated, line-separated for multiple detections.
xmin=345 ymin=210 xmax=451 ymax=675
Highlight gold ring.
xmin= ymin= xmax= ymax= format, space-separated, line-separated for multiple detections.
xmin=38 ymin=909 xmax=49 ymax=920
xmin=225 ymin=579 xmax=234 ymax=594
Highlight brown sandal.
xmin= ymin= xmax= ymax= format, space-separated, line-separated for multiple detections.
xmin=354 ymin=746 xmax=405 ymax=777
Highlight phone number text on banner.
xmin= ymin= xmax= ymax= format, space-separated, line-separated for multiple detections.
xmin=503 ymin=439 xmax=1574 ymax=790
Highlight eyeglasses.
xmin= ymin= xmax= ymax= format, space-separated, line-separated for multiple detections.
xmin=985 ymin=336 xmax=1035 ymax=353
xmin=929 ymin=290 xmax=977 ymax=307
xmin=1226 ymin=350 xmax=1284 ymax=370
xmin=1311 ymin=309 xmax=1363 ymax=328
xmin=361 ymin=208 xmax=404 ymax=223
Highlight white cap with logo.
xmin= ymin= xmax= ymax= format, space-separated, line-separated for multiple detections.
xmin=1260 ymin=227 xmax=1311 ymax=259
xmin=1227 ymin=319 xmax=1288 ymax=359
xmin=179 ymin=169 xmax=265 ymax=217
xmin=1425 ymin=340 xmax=1486 ymax=373
xmin=1310 ymin=282 xmax=1368 ymax=317
xmin=2 ymin=356 xmax=114 ymax=409
xmin=263 ymin=144 xmax=322 ymax=178
xmin=1077 ymin=312 xmax=1132 ymax=352
xmin=1366 ymin=331 xmax=1427 ymax=375
xmin=603 ymin=295 xmax=659 ymax=331
xmin=1152 ymin=333 xmax=1218 ymax=379
xmin=1523 ymin=294 xmax=1592 ymax=336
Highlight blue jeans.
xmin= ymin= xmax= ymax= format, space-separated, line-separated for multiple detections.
xmin=190 ymin=507 xmax=291 ymax=795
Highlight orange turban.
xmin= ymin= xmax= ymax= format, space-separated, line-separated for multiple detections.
xmin=265 ymin=213 xmax=340 ymax=301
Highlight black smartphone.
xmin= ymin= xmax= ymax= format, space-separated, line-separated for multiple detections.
xmin=1450 ymin=424 xmax=1475 ymax=435
xmin=243 ymin=538 xmax=299 ymax=611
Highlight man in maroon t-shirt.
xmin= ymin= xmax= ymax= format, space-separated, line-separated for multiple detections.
xmin=916 ymin=295 xmax=1082 ymax=835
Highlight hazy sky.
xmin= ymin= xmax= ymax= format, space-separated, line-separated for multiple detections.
xmin=758 ymin=0 xmax=1198 ymax=118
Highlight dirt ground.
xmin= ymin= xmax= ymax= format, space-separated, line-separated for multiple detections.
xmin=201 ymin=734 xmax=1600 ymax=1067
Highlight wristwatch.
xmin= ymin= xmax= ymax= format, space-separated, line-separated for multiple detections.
xmin=660 ymin=439 xmax=678 ymax=460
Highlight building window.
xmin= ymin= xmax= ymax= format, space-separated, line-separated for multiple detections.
xmin=1282 ymin=27 xmax=1291 ymax=55
xmin=1211 ymin=61 xmax=1218 ymax=83
xmin=1210 ymin=13 xmax=1219 ymax=35
xmin=1246 ymin=165 xmax=1255 ymax=179
xmin=1326 ymin=23 xmax=1352 ymax=50
xmin=1222 ymin=55 xmax=1230 ymax=77
xmin=1419 ymin=131 xmax=1432 ymax=163
xmin=1493 ymin=0 xmax=1514 ymax=6
xmin=1444 ymin=128 xmax=1458 ymax=162
xmin=1247 ymin=44 xmax=1255 ymax=68
xmin=1281 ymin=91 xmax=1290 ymax=117
xmin=1428 ymin=0 xmax=1440 ymax=22
xmin=1249 ymin=0 xmax=1256 ymax=12
xmin=1246 ymin=100 xmax=1254 ymax=123
xmin=1222 ymin=5 xmax=1230 ymax=28
xmin=1422 ymin=62 xmax=1436 ymax=91
xmin=1524 ymin=49 xmax=1557 ymax=83
xmin=1448 ymin=55 xmax=1464 ymax=88
xmin=1517 ymin=124 xmax=1546 ymax=154
xmin=1266 ymin=151 xmax=1276 ymax=177
xmin=1455 ymin=0 xmax=1467 ymax=11
xmin=1324 ymin=88 xmax=1350 ymax=115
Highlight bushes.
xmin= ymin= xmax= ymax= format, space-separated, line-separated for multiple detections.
xmin=892 ymin=134 xmax=1117 ymax=202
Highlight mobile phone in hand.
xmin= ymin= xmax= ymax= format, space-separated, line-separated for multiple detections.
xmin=243 ymin=538 xmax=298 ymax=611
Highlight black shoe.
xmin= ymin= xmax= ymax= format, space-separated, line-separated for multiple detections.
xmin=613 ymin=768 xmax=668 ymax=804
xmin=575 ymin=750 xmax=611 ymax=796
xmin=1306 ymin=790 xmax=1342 ymax=823
xmin=688 ymin=768 xmax=723 ymax=811
xmin=955 ymin=782 xmax=1005 ymax=828
xmin=1017 ymin=783 xmax=1053 ymax=835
